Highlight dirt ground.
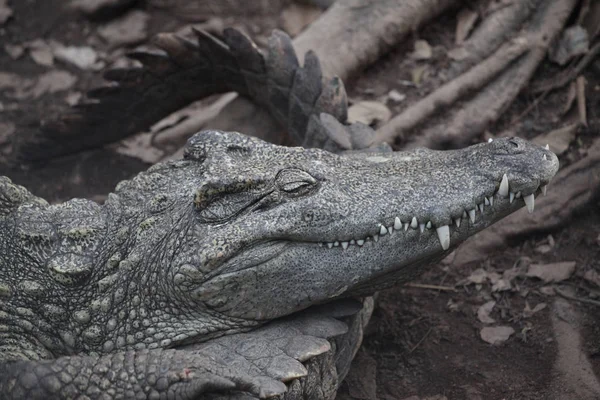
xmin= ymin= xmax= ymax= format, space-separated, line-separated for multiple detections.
xmin=1 ymin=1 xmax=599 ymax=399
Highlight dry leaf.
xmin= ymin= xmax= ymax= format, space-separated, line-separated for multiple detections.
xmin=523 ymin=302 xmax=547 ymax=318
xmin=467 ymin=268 xmax=488 ymax=285
xmin=347 ymin=101 xmax=391 ymax=127
xmin=477 ymin=301 xmax=496 ymax=324
xmin=98 ymin=10 xmax=150 ymax=47
xmin=526 ymin=261 xmax=576 ymax=283
xmin=480 ymin=326 xmax=514 ymax=345
xmin=412 ymin=39 xmax=432 ymax=60
xmin=455 ymin=8 xmax=478 ymax=44
xmin=532 ymin=123 xmax=578 ymax=155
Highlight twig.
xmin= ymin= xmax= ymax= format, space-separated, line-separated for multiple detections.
xmin=409 ymin=326 xmax=433 ymax=353
xmin=404 ymin=282 xmax=457 ymax=292
xmin=555 ymin=286 xmax=600 ymax=307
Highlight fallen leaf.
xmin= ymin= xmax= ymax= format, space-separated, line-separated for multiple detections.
xmin=387 ymin=89 xmax=406 ymax=103
xmin=539 ymin=286 xmax=556 ymax=296
xmin=549 ymin=25 xmax=589 ymax=66
xmin=4 ymin=43 xmax=24 ymax=59
xmin=526 ymin=261 xmax=576 ymax=283
xmin=98 ymin=10 xmax=150 ymax=47
xmin=281 ymin=3 xmax=322 ymax=36
xmin=412 ymin=39 xmax=433 ymax=60
xmin=477 ymin=301 xmax=496 ymax=324
xmin=480 ymin=326 xmax=514 ymax=345
xmin=467 ymin=268 xmax=488 ymax=284
xmin=0 ymin=0 xmax=12 ymax=25
xmin=455 ymin=8 xmax=478 ymax=44
xmin=29 ymin=70 xmax=78 ymax=99
xmin=523 ymin=301 xmax=547 ymax=318
xmin=347 ymin=101 xmax=391 ymax=127
xmin=583 ymin=269 xmax=600 ymax=287
xmin=532 ymin=123 xmax=578 ymax=155
xmin=26 ymin=39 xmax=54 ymax=67
xmin=491 ymin=278 xmax=511 ymax=292
xmin=54 ymin=45 xmax=102 ymax=70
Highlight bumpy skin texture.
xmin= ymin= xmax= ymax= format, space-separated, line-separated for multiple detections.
xmin=1 ymin=29 xmax=559 ymax=400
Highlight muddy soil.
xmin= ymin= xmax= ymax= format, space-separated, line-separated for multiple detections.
xmin=1 ymin=1 xmax=599 ymax=399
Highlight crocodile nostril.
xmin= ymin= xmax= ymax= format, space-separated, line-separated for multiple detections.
xmin=508 ymin=139 xmax=519 ymax=147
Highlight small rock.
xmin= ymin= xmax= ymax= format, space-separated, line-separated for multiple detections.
xmin=477 ymin=300 xmax=496 ymax=324
xmin=4 ymin=44 xmax=24 ymax=59
xmin=387 ymin=89 xmax=406 ymax=103
xmin=526 ymin=261 xmax=576 ymax=283
xmin=0 ymin=0 xmax=12 ymax=25
xmin=480 ymin=326 xmax=514 ymax=345
xmin=347 ymin=101 xmax=391 ymax=127
xmin=412 ymin=39 xmax=432 ymax=60
xmin=98 ymin=10 xmax=150 ymax=47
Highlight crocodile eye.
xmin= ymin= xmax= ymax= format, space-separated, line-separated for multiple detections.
xmin=276 ymin=168 xmax=317 ymax=197
xmin=194 ymin=180 xmax=271 ymax=223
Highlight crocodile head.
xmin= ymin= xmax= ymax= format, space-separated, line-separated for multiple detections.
xmin=106 ymin=130 xmax=557 ymax=341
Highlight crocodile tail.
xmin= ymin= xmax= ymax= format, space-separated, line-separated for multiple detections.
xmin=14 ymin=28 xmax=363 ymax=163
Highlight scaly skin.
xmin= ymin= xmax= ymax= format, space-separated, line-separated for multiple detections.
xmin=1 ymin=28 xmax=559 ymax=400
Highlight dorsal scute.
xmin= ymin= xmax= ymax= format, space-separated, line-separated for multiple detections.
xmin=0 ymin=176 xmax=48 ymax=217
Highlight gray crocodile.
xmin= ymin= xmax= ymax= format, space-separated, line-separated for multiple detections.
xmin=0 ymin=29 xmax=558 ymax=399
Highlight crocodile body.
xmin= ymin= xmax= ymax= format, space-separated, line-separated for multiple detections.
xmin=0 ymin=29 xmax=559 ymax=399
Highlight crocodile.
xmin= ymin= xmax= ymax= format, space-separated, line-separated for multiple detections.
xmin=0 ymin=29 xmax=559 ymax=399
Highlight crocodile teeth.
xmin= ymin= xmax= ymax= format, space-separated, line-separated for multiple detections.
xmin=488 ymin=138 xmax=493 ymax=143
xmin=426 ymin=221 xmax=432 ymax=229
xmin=462 ymin=210 xmax=468 ymax=219
xmin=478 ymin=203 xmax=484 ymax=213
xmin=379 ymin=225 xmax=388 ymax=235
xmin=516 ymin=191 xmax=522 ymax=198
xmin=489 ymin=196 xmax=494 ymax=206
xmin=436 ymin=225 xmax=450 ymax=250
xmin=468 ymin=208 xmax=476 ymax=223
xmin=373 ymin=234 xmax=379 ymax=242
xmin=356 ymin=239 xmax=365 ymax=246
xmin=499 ymin=174 xmax=509 ymax=197
xmin=350 ymin=239 xmax=356 ymax=245
xmin=327 ymin=242 xmax=333 ymax=249
xmin=454 ymin=218 xmax=461 ymax=228
xmin=404 ymin=222 xmax=409 ymax=231
xmin=411 ymin=217 xmax=418 ymax=229
xmin=523 ymin=193 xmax=535 ymax=213
xmin=509 ymin=192 xmax=515 ymax=203
xmin=545 ymin=144 xmax=550 ymax=150
xmin=388 ymin=226 xmax=394 ymax=234
xmin=484 ymin=197 xmax=490 ymax=206
xmin=541 ymin=185 xmax=547 ymax=196
xmin=542 ymin=154 xmax=547 ymax=161
xmin=334 ymin=241 xmax=339 ymax=247
xmin=341 ymin=241 xmax=349 ymax=249
xmin=394 ymin=217 xmax=402 ymax=230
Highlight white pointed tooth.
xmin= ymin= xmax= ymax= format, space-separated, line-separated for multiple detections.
xmin=545 ymin=144 xmax=549 ymax=150
xmin=341 ymin=241 xmax=349 ymax=249
xmin=542 ymin=154 xmax=547 ymax=161
xmin=488 ymin=138 xmax=493 ymax=143
xmin=489 ymin=196 xmax=494 ymax=206
xmin=356 ymin=239 xmax=365 ymax=246
xmin=468 ymin=209 xmax=476 ymax=223
xmin=523 ymin=193 xmax=535 ymax=213
xmin=454 ymin=218 xmax=461 ymax=228
xmin=478 ymin=203 xmax=484 ymax=213
xmin=404 ymin=222 xmax=409 ymax=231
xmin=350 ymin=239 xmax=356 ymax=245
xmin=499 ymin=174 xmax=509 ymax=197
xmin=327 ymin=242 xmax=334 ymax=249
xmin=419 ymin=223 xmax=425 ymax=233
xmin=436 ymin=225 xmax=450 ymax=250
xmin=394 ymin=217 xmax=402 ymax=230
xmin=411 ymin=217 xmax=418 ymax=229
xmin=509 ymin=192 xmax=515 ymax=203
xmin=484 ymin=197 xmax=490 ymax=206
xmin=379 ymin=225 xmax=388 ymax=235
xmin=516 ymin=191 xmax=521 ymax=198
xmin=373 ymin=234 xmax=379 ymax=242
xmin=462 ymin=210 xmax=467 ymax=219
xmin=333 ymin=241 xmax=339 ymax=247
xmin=388 ymin=226 xmax=394 ymax=234
xmin=318 ymin=243 xmax=323 ymax=247
xmin=426 ymin=221 xmax=432 ymax=229
xmin=541 ymin=185 xmax=547 ymax=196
